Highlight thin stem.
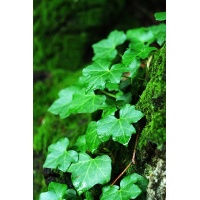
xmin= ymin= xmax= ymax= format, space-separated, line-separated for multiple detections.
xmin=100 ymin=90 xmax=116 ymax=99
xmin=111 ymin=161 xmax=132 ymax=186
xmin=110 ymin=133 xmax=140 ymax=186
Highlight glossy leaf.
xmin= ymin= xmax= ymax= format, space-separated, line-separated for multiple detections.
xmin=100 ymin=173 xmax=147 ymax=200
xmin=82 ymin=59 xmax=129 ymax=91
xmin=68 ymin=153 xmax=112 ymax=195
xmin=149 ymin=24 xmax=166 ymax=46
xmin=71 ymin=91 xmax=106 ymax=113
xmin=122 ymin=41 xmax=157 ymax=66
xmin=97 ymin=104 xmax=144 ymax=146
xmin=66 ymin=189 xmax=82 ymax=200
xmin=75 ymin=135 xmax=88 ymax=153
xmin=126 ymin=27 xmax=154 ymax=43
xmin=43 ymin=138 xmax=78 ymax=172
xmin=49 ymin=87 xmax=106 ymax=119
xmin=39 ymin=182 xmax=67 ymax=200
xmin=154 ymin=12 xmax=166 ymax=21
xmin=92 ymin=30 xmax=126 ymax=61
xmin=85 ymin=121 xmax=102 ymax=153
xmin=48 ymin=86 xmax=78 ymax=118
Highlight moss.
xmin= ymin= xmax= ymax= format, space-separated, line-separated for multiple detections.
xmin=136 ymin=44 xmax=166 ymax=150
xmin=33 ymin=113 xmax=91 ymax=154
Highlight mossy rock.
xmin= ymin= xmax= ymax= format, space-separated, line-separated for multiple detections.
xmin=136 ymin=43 xmax=166 ymax=150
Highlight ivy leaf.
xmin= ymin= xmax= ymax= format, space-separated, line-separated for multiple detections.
xmin=92 ymin=30 xmax=126 ymax=61
xmin=82 ymin=60 xmax=129 ymax=91
xmin=126 ymin=27 xmax=154 ymax=43
xmin=85 ymin=121 xmax=102 ymax=153
xmin=71 ymin=91 xmax=106 ymax=113
xmin=66 ymin=189 xmax=82 ymax=200
xmin=48 ymin=86 xmax=78 ymax=118
xmin=68 ymin=153 xmax=112 ymax=195
xmin=122 ymin=41 xmax=157 ymax=66
xmin=75 ymin=135 xmax=88 ymax=153
xmin=154 ymin=12 xmax=166 ymax=21
xmin=85 ymin=191 xmax=94 ymax=200
xmin=149 ymin=24 xmax=166 ymax=46
xmin=97 ymin=104 xmax=144 ymax=146
xmin=100 ymin=173 xmax=146 ymax=200
xmin=43 ymin=138 xmax=78 ymax=172
xmin=116 ymin=92 xmax=132 ymax=104
xmin=49 ymin=86 xmax=106 ymax=119
xmin=39 ymin=182 xmax=67 ymax=200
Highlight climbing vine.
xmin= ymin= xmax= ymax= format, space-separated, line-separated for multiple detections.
xmin=39 ymin=12 xmax=166 ymax=200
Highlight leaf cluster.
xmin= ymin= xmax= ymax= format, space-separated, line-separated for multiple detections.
xmin=40 ymin=12 xmax=166 ymax=199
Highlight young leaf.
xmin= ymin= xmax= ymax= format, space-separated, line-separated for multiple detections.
xmin=71 ymin=91 xmax=106 ymax=114
xmin=49 ymin=86 xmax=106 ymax=119
xmin=85 ymin=121 xmax=102 ymax=153
xmin=66 ymin=189 xmax=82 ymax=200
xmin=43 ymin=138 xmax=78 ymax=172
xmin=82 ymin=59 xmax=129 ymax=91
xmin=48 ymin=86 xmax=78 ymax=118
xmin=39 ymin=182 xmax=67 ymax=200
xmin=97 ymin=104 xmax=144 ymax=146
xmin=154 ymin=12 xmax=166 ymax=21
xmin=149 ymin=24 xmax=166 ymax=46
xmin=100 ymin=173 xmax=147 ymax=200
xmin=75 ymin=135 xmax=88 ymax=153
xmin=67 ymin=153 xmax=112 ymax=195
xmin=122 ymin=41 xmax=157 ymax=66
xmin=92 ymin=30 xmax=126 ymax=61
xmin=126 ymin=27 xmax=154 ymax=43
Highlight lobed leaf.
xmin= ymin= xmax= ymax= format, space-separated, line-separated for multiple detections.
xmin=82 ymin=59 xmax=129 ymax=91
xmin=122 ymin=41 xmax=157 ymax=66
xmin=126 ymin=27 xmax=154 ymax=43
xmin=100 ymin=173 xmax=148 ymax=200
xmin=68 ymin=153 xmax=112 ymax=195
xmin=92 ymin=30 xmax=126 ymax=61
xmin=48 ymin=86 xmax=106 ymax=119
xmin=97 ymin=104 xmax=144 ymax=146
xmin=39 ymin=182 xmax=67 ymax=200
xmin=43 ymin=138 xmax=78 ymax=172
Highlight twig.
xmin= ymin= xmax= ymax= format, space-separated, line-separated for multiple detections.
xmin=111 ymin=133 xmax=140 ymax=186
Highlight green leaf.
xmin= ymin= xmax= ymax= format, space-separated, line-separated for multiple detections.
xmin=39 ymin=182 xmax=67 ymax=200
xmin=122 ymin=41 xmax=157 ymax=66
xmin=154 ymin=12 xmax=166 ymax=21
xmin=149 ymin=24 xmax=166 ymax=46
xmin=66 ymin=189 xmax=82 ymax=200
xmin=71 ymin=91 xmax=106 ymax=114
xmin=97 ymin=104 xmax=144 ymax=146
xmin=116 ymin=92 xmax=132 ymax=104
xmin=85 ymin=191 xmax=94 ymax=200
xmin=85 ymin=121 xmax=102 ymax=153
xmin=75 ymin=135 xmax=88 ymax=153
xmin=92 ymin=30 xmax=126 ymax=61
xmin=48 ymin=86 xmax=78 ymax=118
xmin=68 ymin=153 xmax=112 ymax=195
xmin=82 ymin=60 xmax=129 ymax=91
xmin=126 ymin=27 xmax=154 ymax=43
xmin=49 ymin=86 xmax=106 ymax=119
xmin=100 ymin=174 xmax=145 ymax=200
xmin=43 ymin=138 xmax=78 ymax=172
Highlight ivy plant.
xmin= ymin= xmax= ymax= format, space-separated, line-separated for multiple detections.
xmin=39 ymin=12 xmax=166 ymax=199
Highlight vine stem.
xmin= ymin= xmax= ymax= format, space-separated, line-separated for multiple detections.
xmin=100 ymin=90 xmax=116 ymax=99
xmin=111 ymin=133 xmax=140 ymax=186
